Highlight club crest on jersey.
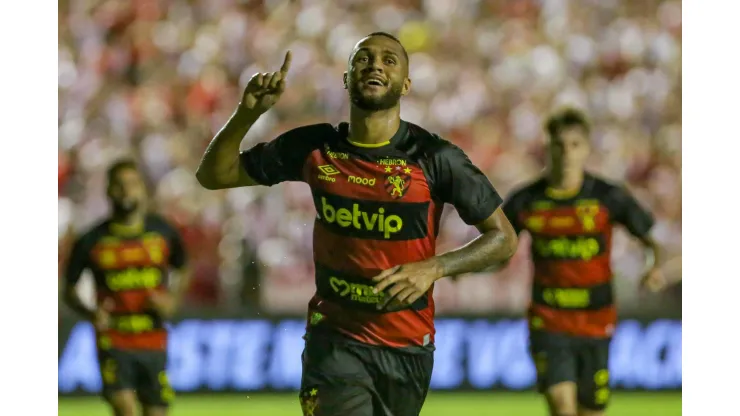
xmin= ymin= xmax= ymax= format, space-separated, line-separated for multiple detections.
xmin=575 ymin=200 xmax=600 ymax=231
xmin=300 ymin=388 xmax=320 ymax=416
xmin=142 ymin=234 xmax=166 ymax=265
xmin=384 ymin=166 xmax=411 ymax=199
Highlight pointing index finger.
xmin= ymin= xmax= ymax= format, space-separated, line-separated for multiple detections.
xmin=280 ymin=50 xmax=292 ymax=74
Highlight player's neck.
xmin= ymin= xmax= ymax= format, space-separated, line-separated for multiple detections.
xmin=111 ymin=211 xmax=146 ymax=228
xmin=547 ymin=169 xmax=584 ymax=192
xmin=348 ymin=106 xmax=401 ymax=146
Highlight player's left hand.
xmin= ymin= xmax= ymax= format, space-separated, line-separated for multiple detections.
xmin=147 ymin=290 xmax=178 ymax=318
xmin=640 ymin=268 xmax=667 ymax=293
xmin=372 ymin=261 xmax=442 ymax=311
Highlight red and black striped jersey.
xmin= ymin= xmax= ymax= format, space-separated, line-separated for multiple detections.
xmin=503 ymin=174 xmax=654 ymax=338
xmin=64 ymin=215 xmax=187 ymax=350
xmin=241 ymin=121 xmax=502 ymax=349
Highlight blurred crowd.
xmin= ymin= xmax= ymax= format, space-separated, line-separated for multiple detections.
xmin=58 ymin=0 xmax=681 ymax=315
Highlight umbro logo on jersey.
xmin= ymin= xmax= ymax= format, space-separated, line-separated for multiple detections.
xmin=318 ymin=165 xmax=340 ymax=182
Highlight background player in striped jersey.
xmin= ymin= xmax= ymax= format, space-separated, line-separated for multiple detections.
xmin=196 ymin=33 xmax=518 ymax=416
xmin=502 ymin=109 xmax=666 ymax=416
xmin=63 ymin=160 xmax=190 ymax=416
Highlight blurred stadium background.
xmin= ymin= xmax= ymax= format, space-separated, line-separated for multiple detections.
xmin=58 ymin=0 xmax=681 ymax=414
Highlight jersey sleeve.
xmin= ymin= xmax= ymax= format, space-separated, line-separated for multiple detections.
xmin=152 ymin=217 xmax=188 ymax=269
xmin=239 ymin=125 xmax=322 ymax=186
xmin=167 ymin=227 xmax=188 ymax=269
xmin=502 ymin=191 xmax=526 ymax=234
xmin=429 ymin=143 xmax=503 ymax=225
xmin=63 ymin=234 xmax=91 ymax=287
xmin=608 ymin=186 xmax=655 ymax=238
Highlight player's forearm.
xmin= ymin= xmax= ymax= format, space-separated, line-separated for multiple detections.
xmin=434 ymin=229 xmax=518 ymax=278
xmin=195 ymin=105 xmax=260 ymax=189
xmin=641 ymin=236 xmax=661 ymax=271
xmin=63 ymin=289 xmax=95 ymax=321
xmin=170 ymin=269 xmax=192 ymax=312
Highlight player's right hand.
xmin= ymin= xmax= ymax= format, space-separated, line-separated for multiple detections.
xmin=93 ymin=298 xmax=114 ymax=331
xmin=239 ymin=51 xmax=292 ymax=116
xmin=640 ymin=267 xmax=667 ymax=293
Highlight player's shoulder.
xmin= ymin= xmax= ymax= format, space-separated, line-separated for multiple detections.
xmin=282 ymin=123 xmax=340 ymax=146
xmin=145 ymin=214 xmax=180 ymax=236
xmin=584 ymin=172 xmax=628 ymax=199
xmin=287 ymin=122 xmax=337 ymax=136
xmin=72 ymin=218 xmax=112 ymax=247
xmin=400 ymin=121 xmax=464 ymax=160
xmin=506 ymin=176 xmax=549 ymax=202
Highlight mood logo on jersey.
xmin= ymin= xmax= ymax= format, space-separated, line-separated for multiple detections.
xmin=105 ymin=267 xmax=163 ymax=291
xmin=348 ymin=175 xmax=376 ymax=187
xmin=317 ymin=165 xmax=340 ymax=183
xmin=532 ymin=235 xmax=605 ymax=261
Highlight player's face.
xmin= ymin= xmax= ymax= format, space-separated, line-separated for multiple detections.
xmin=549 ymin=126 xmax=590 ymax=174
xmin=345 ymin=36 xmax=411 ymax=111
xmin=108 ymin=168 xmax=146 ymax=215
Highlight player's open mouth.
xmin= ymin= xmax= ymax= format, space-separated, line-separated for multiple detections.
xmin=363 ymin=78 xmax=385 ymax=87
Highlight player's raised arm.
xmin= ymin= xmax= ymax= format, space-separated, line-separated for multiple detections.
xmin=195 ymin=51 xmax=292 ymax=190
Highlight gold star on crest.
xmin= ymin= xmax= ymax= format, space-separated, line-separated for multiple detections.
xmin=403 ymin=167 xmax=412 ymax=174
xmin=384 ymin=166 xmax=392 ymax=173
xmin=310 ymin=388 xmax=318 ymax=396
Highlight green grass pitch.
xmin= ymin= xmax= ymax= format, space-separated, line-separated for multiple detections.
xmin=58 ymin=392 xmax=681 ymax=415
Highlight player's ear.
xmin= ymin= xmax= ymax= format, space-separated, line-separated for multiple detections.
xmin=401 ymin=77 xmax=411 ymax=97
xmin=343 ymin=72 xmax=348 ymax=90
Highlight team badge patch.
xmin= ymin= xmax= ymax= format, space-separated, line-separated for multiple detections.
xmin=300 ymin=387 xmax=320 ymax=416
xmin=575 ymin=200 xmax=600 ymax=231
xmin=384 ymin=166 xmax=411 ymax=199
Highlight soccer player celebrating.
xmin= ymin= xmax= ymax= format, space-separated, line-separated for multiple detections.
xmin=502 ymin=109 xmax=666 ymax=416
xmin=196 ymin=33 xmax=518 ymax=416
xmin=63 ymin=160 xmax=190 ymax=416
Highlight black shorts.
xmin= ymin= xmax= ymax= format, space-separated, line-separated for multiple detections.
xmin=299 ymin=333 xmax=434 ymax=416
xmin=97 ymin=348 xmax=174 ymax=407
xmin=529 ymin=330 xmax=611 ymax=410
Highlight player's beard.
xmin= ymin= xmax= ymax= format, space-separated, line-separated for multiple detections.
xmin=349 ymin=81 xmax=403 ymax=111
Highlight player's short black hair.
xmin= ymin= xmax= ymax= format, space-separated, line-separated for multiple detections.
xmin=364 ymin=32 xmax=409 ymax=64
xmin=106 ymin=158 xmax=139 ymax=185
xmin=545 ymin=108 xmax=590 ymax=139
